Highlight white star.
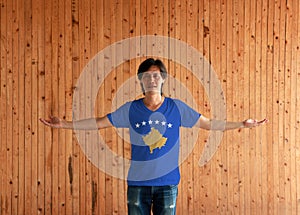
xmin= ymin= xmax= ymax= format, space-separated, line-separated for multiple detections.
xmin=161 ymin=121 xmax=166 ymax=126
xmin=155 ymin=120 xmax=160 ymax=124
xmin=167 ymin=123 xmax=173 ymax=128
xmin=135 ymin=123 xmax=140 ymax=128
xmin=148 ymin=120 xmax=153 ymax=125
xmin=142 ymin=121 xmax=147 ymax=126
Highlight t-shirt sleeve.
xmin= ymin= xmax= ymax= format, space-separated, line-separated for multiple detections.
xmin=107 ymin=102 xmax=131 ymax=128
xmin=173 ymin=99 xmax=201 ymax=128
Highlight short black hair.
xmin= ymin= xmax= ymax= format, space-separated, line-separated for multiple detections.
xmin=137 ymin=58 xmax=167 ymax=95
xmin=137 ymin=58 xmax=167 ymax=80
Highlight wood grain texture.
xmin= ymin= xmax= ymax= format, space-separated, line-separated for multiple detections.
xmin=0 ymin=0 xmax=299 ymax=214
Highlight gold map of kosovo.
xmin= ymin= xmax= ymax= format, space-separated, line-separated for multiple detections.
xmin=142 ymin=127 xmax=167 ymax=154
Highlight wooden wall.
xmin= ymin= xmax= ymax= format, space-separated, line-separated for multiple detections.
xmin=1 ymin=0 xmax=300 ymax=214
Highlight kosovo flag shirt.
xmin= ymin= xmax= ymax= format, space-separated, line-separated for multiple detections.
xmin=107 ymin=97 xmax=201 ymax=186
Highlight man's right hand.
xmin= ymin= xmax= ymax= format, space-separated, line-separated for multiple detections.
xmin=40 ymin=116 xmax=68 ymax=129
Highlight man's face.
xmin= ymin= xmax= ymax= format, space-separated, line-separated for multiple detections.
xmin=140 ymin=65 xmax=165 ymax=94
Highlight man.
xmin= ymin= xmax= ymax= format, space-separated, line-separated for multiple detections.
xmin=40 ymin=58 xmax=267 ymax=215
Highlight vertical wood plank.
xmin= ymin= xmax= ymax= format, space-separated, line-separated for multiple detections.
xmin=31 ymin=0 xmax=39 ymax=213
xmin=70 ymin=0 xmax=81 ymax=213
xmin=95 ymin=1 xmax=105 ymax=215
xmin=187 ymin=0 xmax=198 ymax=214
xmin=249 ymin=0 xmax=258 ymax=213
xmin=198 ymin=0 xmax=212 ymax=214
xmin=36 ymin=0 xmax=46 ymax=213
xmin=225 ymin=0 xmax=235 ymax=212
xmin=289 ymin=0 xmax=299 ymax=214
xmin=19 ymin=0 xmax=26 ymax=210
xmin=226 ymin=0 xmax=239 ymax=212
xmin=266 ymin=0 xmax=275 ymax=213
xmin=255 ymin=0 xmax=263 ymax=213
xmin=6 ymin=0 xmax=13 ymax=213
xmin=173 ymin=1 xmax=182 ymax=213
xmin=208 ymin=1 xmax=218 ymax=214
xmin=126 ymin=0 xmax=139 ymax=210
xmin=243 ymin=0 xmax=251 ymax=213
xmin=277 ymin=0 xmax=287 ymax=213
xmin=263 ymin=1 xmax=270 ymax=214
xmin=179 ymin=0 xmax=190 ymax=214
xmin=94 ymin=5 xmax=103 ymax=215
xmin=110 ymin=0 xmax=118 ymax=213
xmin=236 ymin=0 xmax=245 ymax=213
xmin=64 ymin=0 xmax=74 ymax=214
xmin=11 ymin=0 xmax=21 ymax=214
xmin=296 ymin=1 xmax=300 ymax=213
xmin=23 ymin=0 xmax=33 ymax=214
xmin=215 ymin=0 xmax=223 ymax=213
xmin=83 ymin=0 xmax=93 ymax=214
xmin=272 ymin=0 xmax=281 ymax=213
xmin=104 ymin=0 xmax=113 ymax=214
xmin=50 ymin=0 xmax=60 ymax=214
xmin=119 ymin=0 xmax=130 ymax=213
xmin=189 ymin=0 xmax=201 ymax=213
xmin=77 ymin=0 xmax=86 ymax=214
xmin=260 ymin=0 xmax=269 ymax=213
xmin=219 ymin=0 xmax=229 ymax=213
xmin=0 ymin=0 xmax=8 ymax=214
xmin=89 ymin=0 xmax=100 ymax=214
xmin=44 ymin=0 xmax=53 ymax=213
xmin=73 ymin=0 xmax=82 ymax=211
xmin=58 ymin=0 xmax=67 ymax=214
xmin=98 ymin=1 xmax=110 ymax=215
xmin=283 ymin=0 xmax=293 ymax=214
xmin=231 ymin=0 xmax=241 ymax=213
xmin=0 ymin=0 xmax=3 ymax=209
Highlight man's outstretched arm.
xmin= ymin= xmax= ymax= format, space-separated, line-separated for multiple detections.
xmin=195 ymin=115 xmax=268 ymax=131
xmin=40 ymin=116 xmax=112 ymax=130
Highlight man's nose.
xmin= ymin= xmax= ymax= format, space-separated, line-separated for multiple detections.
xmin=150 ymin=75 xmax=155 ymax=82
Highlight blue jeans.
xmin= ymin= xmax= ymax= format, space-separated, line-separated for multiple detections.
xmin=127 ymin=185 xmax=178 ymax=215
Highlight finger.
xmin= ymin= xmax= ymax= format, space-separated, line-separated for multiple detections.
xmin=258 ymin=119 xmax=264 ymax=124
xmin=258 ymin=119 xmax=268 ymax=124
xmin=254 ymin=119 xmax=268 ymax=126
xmin=39 ymin=118 xmax=47 ymax=124
xmin=40 ymin=118 xmax=51 ymax=126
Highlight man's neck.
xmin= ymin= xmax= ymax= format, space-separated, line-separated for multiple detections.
xmin=143 ymin=92 xmax=164 ymax=110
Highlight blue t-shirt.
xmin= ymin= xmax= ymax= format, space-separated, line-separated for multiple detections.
xmin=107 ymin=97 xmax=201 ymax=186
